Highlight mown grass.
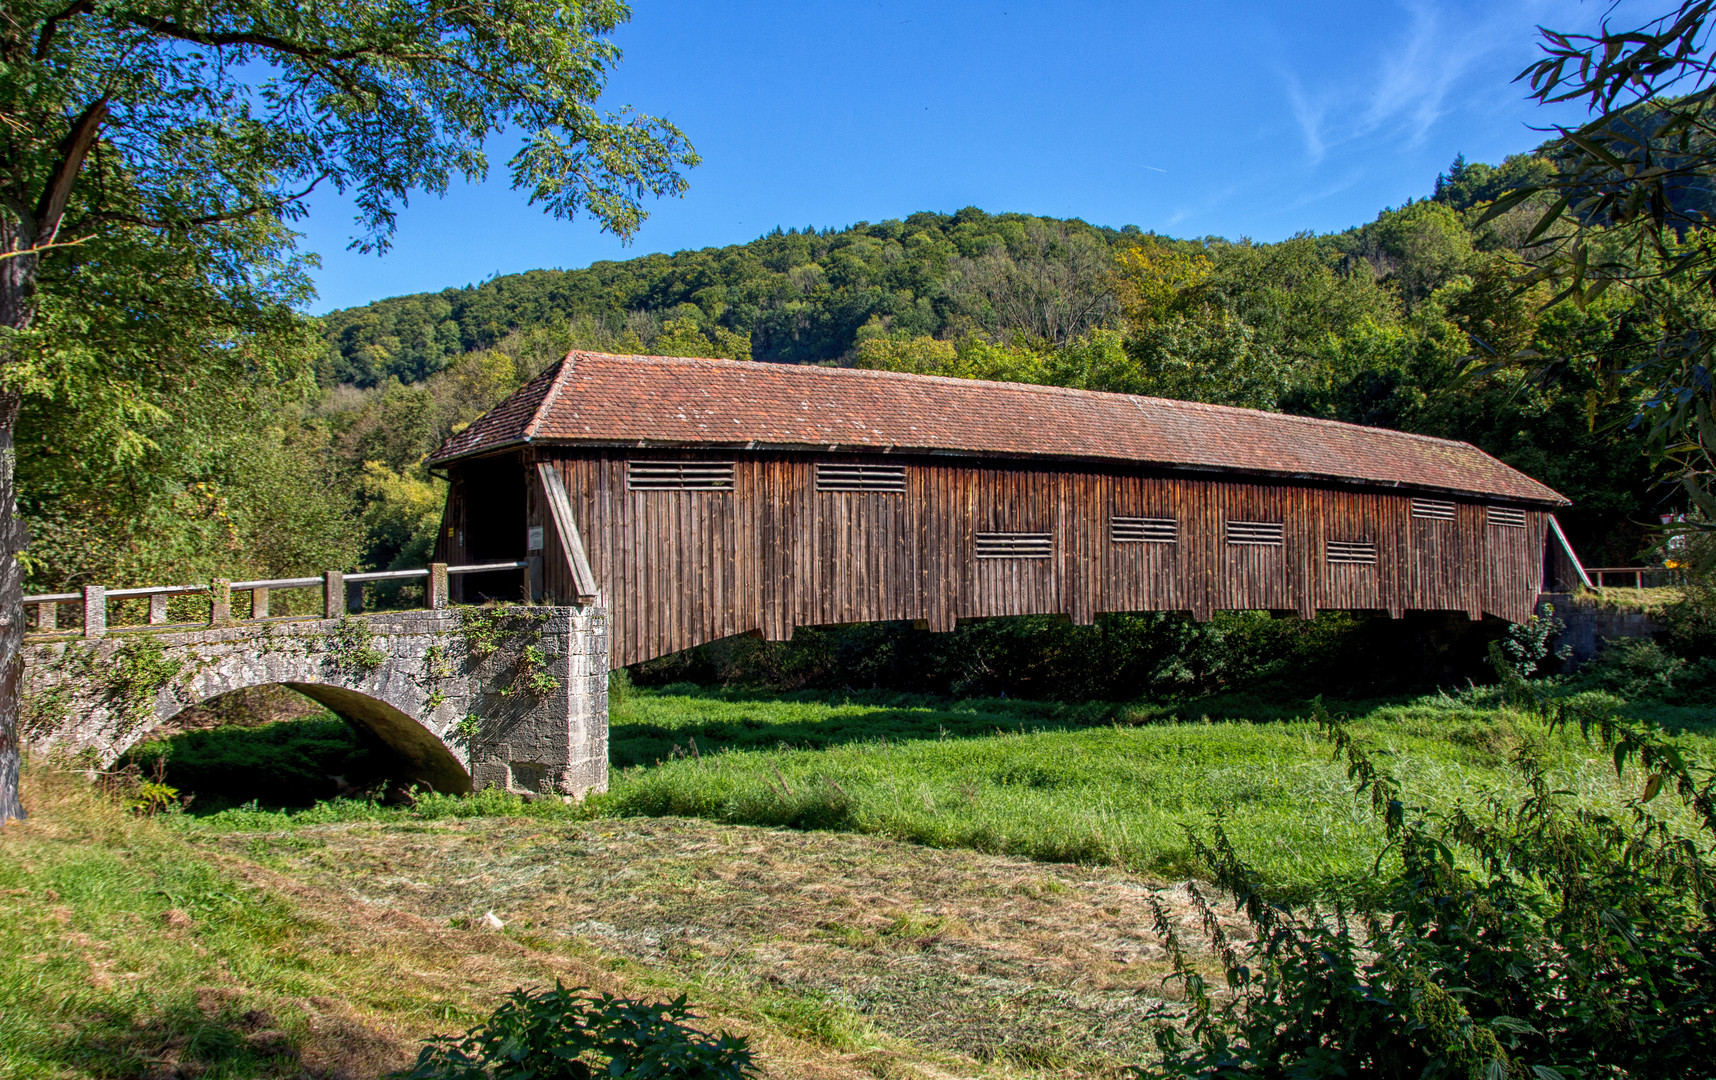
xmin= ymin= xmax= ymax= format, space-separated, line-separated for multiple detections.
xmin=169 ymin=682 xmax=1716 ymax=898
xmin=0 ymin=771 xmax=1019 ymax=1080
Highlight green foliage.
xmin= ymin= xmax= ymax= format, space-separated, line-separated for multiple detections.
xmin=1136 ymin=677 xmax=1716 ymax=1079
xmin=460 ymin=607 xmax=514 ymax=661
xmin=399 ymin=982 xmax=755 ymax=1080
xmin=6 ymin=0 xmax=698 ymax=603
xmin=1572 ymin=637 xmax=1716 ymax=703
xmin=1499 ymin=602 xmax=1572 ymax=677
xmin=107 ymin=755 xmax=184 ymax=817
xmin=321 ymin=210 xmax=1129 ymax=384
xmin=1491 ymin=3 xmax=1716 ymax=536
xmin=356 ymin=460 xmax=447 ymax=571
xmin=510 ymin=644 xmax=560 ymax=699
xmin=14 ymin=268 xmax=359 ymax=591
xmin=450 ymin=714 xmax=484 ymax=746
xmin=326 ymin=617 xmax=386 ymax=675
xmin=633 ymin=610 xmax=1506 ymax=702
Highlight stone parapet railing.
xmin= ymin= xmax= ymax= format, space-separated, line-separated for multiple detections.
xmin=24 ymin=561 xmax=534 ymax=637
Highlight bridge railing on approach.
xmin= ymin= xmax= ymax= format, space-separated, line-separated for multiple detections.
xmin=23 ymin=561 xmax=533 ymax=637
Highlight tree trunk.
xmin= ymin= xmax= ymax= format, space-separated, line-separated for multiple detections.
xmin=0 ymin=390 xmax=24 ymax=823
xmin=0 ymin=212 xmax=37 ymax=824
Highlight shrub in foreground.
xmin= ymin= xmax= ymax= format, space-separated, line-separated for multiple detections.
xmin=399 ymin=982 xmax=755 ymax=1080
xmin=1138 ymin=654 xmax=1716 ymax=1079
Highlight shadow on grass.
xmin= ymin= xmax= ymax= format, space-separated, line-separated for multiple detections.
xmin=123 ymin=716 xmax=411 ymax=814
xmin=39 ymin=1000 xmax=313 ymax=1080
xmin=608 ymin=682 xmax=1413 ymax=769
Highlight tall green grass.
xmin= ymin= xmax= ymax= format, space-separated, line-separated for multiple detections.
xmin=592 ymin=684 xmax=1715 ymax=894
xmin=173 ymin=682 xmax=1715 ymax=897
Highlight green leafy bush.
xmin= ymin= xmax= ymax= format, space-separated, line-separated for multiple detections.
xmin=1137 ymin=660 xmax=1716 ymax=1079
xmin=1499 ymin=603 xmax=1569 ymax=677
xmin=1571 ymin=637 xmax=1716 ymax=704
xmin=399 ymin=982 xmax=755 ymax=1080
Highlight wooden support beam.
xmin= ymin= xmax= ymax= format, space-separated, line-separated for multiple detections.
xmin=535 ymin=463 xmax=599 ymax=602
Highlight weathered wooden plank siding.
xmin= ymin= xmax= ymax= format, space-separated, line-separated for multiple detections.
xmin=449 ymin=449 xmax=1553 ymax=668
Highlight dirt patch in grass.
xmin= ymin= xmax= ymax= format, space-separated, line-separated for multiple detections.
xmin=205 ymin=815 xmax=1246 ymax=1073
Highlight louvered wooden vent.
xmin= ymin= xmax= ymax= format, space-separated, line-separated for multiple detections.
xmin=976 ymin=532 xmax=1052 ymax=559
xmin=627 ymin=461 xmax=735 ymax=491
xmin=1112 ymin=516 xmax=1178 ymax=544
xmin=1227 ymin=520 xmax=1285 ymax=547
xmin=1327 ymin=541 xmax=1377 ymax=565
xmin=1487 ymin=507 xmax=1527 ymax=529
xmin=1411 ymin=498 xmax=1456 ymax=521
xmin=816 ymin=462 xmax=906 ymax=492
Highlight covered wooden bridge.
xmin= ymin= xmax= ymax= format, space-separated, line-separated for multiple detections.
xmin=429 ymin=351 xmax=1573 ymax=668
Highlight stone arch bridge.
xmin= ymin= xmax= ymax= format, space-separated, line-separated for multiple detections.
xmin=19 ymin=568 xmax=609 ymax=797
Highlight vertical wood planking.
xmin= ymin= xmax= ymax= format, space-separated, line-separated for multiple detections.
xmin=537 ymin=446 xmax=1552 ymax=666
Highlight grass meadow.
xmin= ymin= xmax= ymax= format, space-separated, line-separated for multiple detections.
xmin=153 ymin=680 xmax=1716 ymax=898
xmin=12 ymin=677 xmax=1714 ymax=1078
xmin=591 ymin=683 xmax=1715 ymax=895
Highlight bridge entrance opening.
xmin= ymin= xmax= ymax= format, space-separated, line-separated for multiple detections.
xmin=453 ymin=454 xmax=528 ymax=602
xmin=128 ymin=683 xmax=472 ymax=811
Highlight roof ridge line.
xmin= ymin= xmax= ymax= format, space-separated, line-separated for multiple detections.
xmin=568 ymin=351 xmax=1486 ymax=453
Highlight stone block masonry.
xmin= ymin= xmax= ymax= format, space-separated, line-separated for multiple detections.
xmin=18 ymin=603 xmax=610 ymax=799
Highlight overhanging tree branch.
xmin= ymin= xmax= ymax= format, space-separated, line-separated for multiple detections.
xmin=32 ymin=95 xmax=109 ymax=246
xmin=34 ymin=0 xmax=93 ymax=60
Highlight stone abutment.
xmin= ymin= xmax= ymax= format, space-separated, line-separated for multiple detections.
xmin=19 ymin=604 xmax=609 ymax=798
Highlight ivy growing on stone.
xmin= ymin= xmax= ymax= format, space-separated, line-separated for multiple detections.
xmin=327 ymin=617 xmax=387 ymax=675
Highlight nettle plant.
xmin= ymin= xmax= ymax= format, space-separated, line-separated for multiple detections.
xmin=1137 ymin=651 xmax=1716 ymax=1079
xmin=399 ymin=982 xmax=755 ymax=1080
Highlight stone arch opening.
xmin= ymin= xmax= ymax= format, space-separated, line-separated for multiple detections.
xmin=282 ymin=683 xmax=471 ymax=794
xmin=141 ymin=683 xmax=473 ymax=800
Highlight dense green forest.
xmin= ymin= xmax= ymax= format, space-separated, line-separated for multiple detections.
xmin=17 ymin=150 xmax=1677 ymax=616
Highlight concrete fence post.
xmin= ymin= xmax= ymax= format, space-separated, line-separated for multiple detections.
xmin=251 ymin=587 xmax=269 ymax=620
xmin=147 ymin=593 xmax=169 ymax=625
xmin=323 ymin=571 xmax=344 ymax=619
xmin=81 ymin=586 xmax=106 ymax=639
xmin=428 ymin=563 xmax=448 ymax=610
xmin=35 ymin=601 xmax=55 ymax=632
xmin=209 ymin=579 xmax=232 ymax=626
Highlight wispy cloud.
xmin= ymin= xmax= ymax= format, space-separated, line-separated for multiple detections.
xmin=1279 ymin=0 xmax=1572 ymax=164
xmin=1283 ymin=74 xmax=1327 ymax=163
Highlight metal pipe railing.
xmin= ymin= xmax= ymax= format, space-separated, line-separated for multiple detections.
xmin=1585 ymin=566 xmax=1678 ymax=592
xmin=23 ymin=559 xmax=540 ymax=637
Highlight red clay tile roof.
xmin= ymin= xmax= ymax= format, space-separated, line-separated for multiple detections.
xmin=431 ymin=351 xmax=1569 ymax=505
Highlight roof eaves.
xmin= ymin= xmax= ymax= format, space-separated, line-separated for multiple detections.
xmin=512 ymin=434 xmax=1573 ymax=506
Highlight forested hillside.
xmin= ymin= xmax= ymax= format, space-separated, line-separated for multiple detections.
xmin=17 ymin=151 xmax=1675 ymax=598
xmin=319 ymin=209 xmax=1130 ymax=383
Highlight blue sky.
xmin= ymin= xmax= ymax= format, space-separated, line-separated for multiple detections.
xmin=301 ymin=0 xmax=1617 ymax=313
